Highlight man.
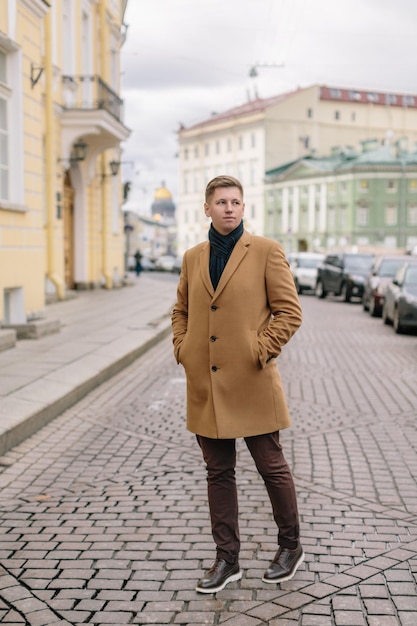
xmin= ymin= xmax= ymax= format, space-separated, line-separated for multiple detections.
xmin=171 ymin=175 xmax=303 ymax=594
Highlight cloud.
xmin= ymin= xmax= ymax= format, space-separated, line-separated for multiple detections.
xmin=120 ymin=0 xmax=417 ymax=204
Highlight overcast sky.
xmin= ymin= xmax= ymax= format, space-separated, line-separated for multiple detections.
xmin=120 ymin=0 xmax=417 ymax=211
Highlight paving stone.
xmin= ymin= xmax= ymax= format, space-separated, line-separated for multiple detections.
xmin=0 ymin=296 xmax=416 ymax=625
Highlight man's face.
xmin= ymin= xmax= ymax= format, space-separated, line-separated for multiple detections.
xmin=204 ymin=186 xmax=245 ymax=235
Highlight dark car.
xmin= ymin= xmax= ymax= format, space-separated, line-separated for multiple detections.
xmin=362 ymin=254 xmax=412 ymax=317
xmin=382 ymin=261 xmax=417 ymax=333
xmin=315 ymin=252 xmax=375 ymax=302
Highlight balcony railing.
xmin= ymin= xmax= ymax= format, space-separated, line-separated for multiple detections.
xmin=62 ymin=75 xmax=124 ymax=122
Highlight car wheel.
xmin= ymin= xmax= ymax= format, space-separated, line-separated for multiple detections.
xmin=382 ymin=303 xmax=391 ymax=325
xmin=341 ymin=283 xmax=351 ymax=302
xmin=315 ymin=280 xmax=326 ymax=299
xmin=393 ymin=308 xmax=404 ymax=334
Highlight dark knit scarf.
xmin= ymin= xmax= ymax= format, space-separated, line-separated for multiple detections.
xmin=208 ymin=221 xmax=244 ymax=289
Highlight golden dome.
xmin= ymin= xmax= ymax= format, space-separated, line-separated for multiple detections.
xmin=154 ymin=184 xmax=172 ymax=200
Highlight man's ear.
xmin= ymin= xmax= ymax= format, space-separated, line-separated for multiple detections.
xmin=204 ymin=202 xmax=210 ymax=216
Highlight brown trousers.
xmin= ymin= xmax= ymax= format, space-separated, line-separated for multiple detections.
xmin=197 ymin=431 xmax=300 ymax=564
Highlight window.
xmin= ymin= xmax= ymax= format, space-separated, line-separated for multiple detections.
xmin=227 ymin=138 xmax=232 ymax=152
xmin=307 ymin=108 xmax=313 ymax=118
xmin=184 ymin=148 xmax=189 ymax=160
xmin=328 ymin=207 xmax=335 ymax=229
xmin=251 ymin=133 xmax=256 ymax=148
xmin=238 ymin=135 xmax=244 ymax=150
xmin=0 ymin=94 xmax=8 ymax=201
xmin=385 ymin=206 xmax=397 ymax=226
xmin=250 ymin=204 xmax=255 ymax=219
xmin=386 ymin=94 xmax=397 ymax=105
xmin=360 ymin=180 xmax=369 ymax=192
xmin=367 ymin=92 xmax=379 ymax=103
xmin=409 ymin=206 xmax=417 ymax=226
xmin=340 ymin=181 xmax=347 ymax=193
xmin=329 ymin=89 xmax=342 ymax=99
xmin=348 ymin=90 xmax=362 ymax=101
xmin=0 ymin=50 xmax=9 ymax=201
xmin=334 ymin=111 xmax=340 ymax=120
xmin=340 ymin=207 xmax=347 ymax=229
xmin=0 ymin=41 xmax=24 ymax=209
xmin=409 ymin=180 xmax=417 ymax=192
xmin=194 ymin=146 xmax=199 ymax=158
xmin=204 ymin=143 xmax=209 ymax=157
xmin=357 ymin=206 xmax=368 ymax=226
xmin=215 ymin=140 xmax=220 ymax=155
xmin=351 ymin=112 xmax=356 ymax=122
xmin=387 ymin=180 xmax=396 ymax=192
xmin=328 ymin=183 xmax=335 ymax=193
xmin=403 ymin=95 xmax=415 ymax=106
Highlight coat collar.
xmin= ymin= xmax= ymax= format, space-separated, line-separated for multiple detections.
xmin=200 ymin=230 xmax=251 ymax=300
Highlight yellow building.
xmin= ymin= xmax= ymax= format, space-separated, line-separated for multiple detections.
xmin=0 ymin=0 xmax=130 ymax=329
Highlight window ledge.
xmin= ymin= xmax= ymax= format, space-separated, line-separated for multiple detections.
xmin=0 ymin=202 xmax=28 ymax=213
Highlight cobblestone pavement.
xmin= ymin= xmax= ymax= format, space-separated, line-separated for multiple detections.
xmin=0 ymin=295 xmax=416 ymax=625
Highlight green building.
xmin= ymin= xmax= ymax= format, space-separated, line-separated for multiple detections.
xmin=264 ymin=139 xmax=417 ymax=254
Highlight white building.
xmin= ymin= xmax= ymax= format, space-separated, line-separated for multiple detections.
xmin=177 ymin=84 xmax=417 ymax=255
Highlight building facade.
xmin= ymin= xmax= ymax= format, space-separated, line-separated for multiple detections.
xmin=264 ymin=139 xmax=417 ymax=254
xmin=0 ymin=0 xmax=129 ymax=329
xmin=177 ymin=84 xmax=417 ymax=255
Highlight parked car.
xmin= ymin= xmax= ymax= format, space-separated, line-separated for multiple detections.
xmin=382 ymin=261 xmax=417 ymax=333
xmin=172 ymin=256 xmax=183 ymax=274
xmin=154 ymin=255 xmax=177 ymax=272
xmin=141 ymin=257 xmax=155 ymax=271
xmin=363 ymin=254 xmax=412 ymax=317
xmin=289 ymin=252 xmax=325 ymax=294
xmin=315 ymin=252 xmax=375 ymax=302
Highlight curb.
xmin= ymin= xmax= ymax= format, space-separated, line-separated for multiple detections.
xmin=0 ymin=322 xmax=172 ymax=457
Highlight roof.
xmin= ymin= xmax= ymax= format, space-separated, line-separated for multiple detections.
xmin=181 ymin=88 xmax=304 ymax=132
xmin=180 ymin=84 xmax=417 ymax=134
xmin=266 ymin=143 xmax=417 ymax=180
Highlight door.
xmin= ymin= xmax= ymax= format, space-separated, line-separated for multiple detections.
xmin=63 ymin=171 xmax=75 ymax=289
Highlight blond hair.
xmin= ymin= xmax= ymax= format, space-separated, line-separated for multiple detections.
xmin=205 ymin=175 xmax=244 ymax=203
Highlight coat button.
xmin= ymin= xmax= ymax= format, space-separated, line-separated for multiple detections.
xmin=211 ymin=366 xmax=217 ymax=372
xmin=211 ymin=305 xmax=217 ymax=311
xmin=210 ymin=336 xmax=217 ymax=342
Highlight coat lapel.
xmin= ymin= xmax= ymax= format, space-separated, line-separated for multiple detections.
xmin=200 ymin=242 xmax=214 ymax=296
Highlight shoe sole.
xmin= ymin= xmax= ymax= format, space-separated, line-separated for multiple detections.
xmin=195 ymin=570 xmax=242 ymax=594
xmin=262 ymin=551 xmax=305 ymax=584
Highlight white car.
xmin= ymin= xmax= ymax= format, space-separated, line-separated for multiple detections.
xmin=154 ymin=255 xmax=177 ymax=272
xmin=290 ymin=252 xmax=325 ymax=294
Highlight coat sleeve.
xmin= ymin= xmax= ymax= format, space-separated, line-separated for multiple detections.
xmin=257 ymin=242 xmax=302 ymax=368
xmin=171 ymin=253 xmax=189 ymax=363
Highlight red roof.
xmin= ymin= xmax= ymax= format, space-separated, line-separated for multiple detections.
xmin=182 ymin=88 xmax=302 ymax=132
xmin=180 ymin=84 xmax=417 ymax=134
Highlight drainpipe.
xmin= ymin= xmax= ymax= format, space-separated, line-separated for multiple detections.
xmin=44 ymin=9 xmax=65 ymax=299
xmin=100 ymin=0 xmax=112 ymax=289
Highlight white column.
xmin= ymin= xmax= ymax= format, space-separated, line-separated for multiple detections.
xmin=319 ymin=183 xmax=327 ymax=232
xmin=308 ymin=184 xmax=315 ymax=231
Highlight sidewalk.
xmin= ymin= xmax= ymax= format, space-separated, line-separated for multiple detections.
xmin=0 ymin=274 xmax=178 ymax=456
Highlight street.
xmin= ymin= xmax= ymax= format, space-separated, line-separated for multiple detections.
xmin=0 ymin=293 xmax=417 ymax=626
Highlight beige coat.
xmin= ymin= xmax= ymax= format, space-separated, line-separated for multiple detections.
xmin=171 ymin=231 xmax=302 ymax=439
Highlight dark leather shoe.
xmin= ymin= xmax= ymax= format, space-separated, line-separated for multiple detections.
xmin=196 ymin=558 xmax=242 ymax=594
xmin=262 ymin=544 xmax=304 ymax=583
